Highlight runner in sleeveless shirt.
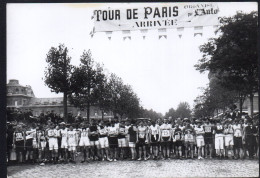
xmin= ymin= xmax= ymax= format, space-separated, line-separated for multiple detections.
xmin=194 ymin=121 xmax=205 ymax=159
xmin=118 ymin=122 xmax=128 ymax=160
xmin=25 ymin=125 xmax=36 ymax=163
xmin=107 ymin=121 xmax=119 ymax=161
xmin=67 ymin=125 xmax=77 ymax=163
xmin=124 ymin=121 xmax=131 ymax=158
xmin=128 ymin=121 xmax=138 ymax=160
xmin=47 ymin=123 xmax=59 ymax=164
xmin=37 ymin=126 xmax=46 ymax=165
xmin=144 ymin=121 xmax=151 ymax=159
xmin=98 ymin=122 xmax=111 ymax=161
xmin=74 ymin=124 xmax=82 ymax=154
xmin=32 ymin=125 xmax=39 ymax=163
xmin=60 ymin=123 xmax=69 ymax=163
xmin=88 ymin=120 xmax=100 ymax=161
xmin=137 ymin=121 xmax=148 ymax=161
xmin=160 ymin=119 xmax=172 ymax=160
xmin=179 ymin=121 xmax=186 ymax=158
xmin=13 ymin=125 xmax=25 ymax=163
xmin=79 ymin=123 xmax=91 ymax=163
xmin=149 ymin=121 xmax=160 ymax=160
xmin=224 ymin=121 xmax=234 ymax=159
xmin=184 ymin=121 xmax=195 ymax=159
xmin=233 ymin=119 xmax=243 ymax=159
xmin=214 ymin=121 xmax=225 ymax=159
xmin=55 ymin=125 xmax=62 ymax=163
xmin=203 ymin=119 xmax=213 ymax=159
xmin=172 ymin=124 xmax=183 ymax=159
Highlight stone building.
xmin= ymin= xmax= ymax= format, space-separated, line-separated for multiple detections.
xmin=6 ymin=79 xmax=113 ymax=120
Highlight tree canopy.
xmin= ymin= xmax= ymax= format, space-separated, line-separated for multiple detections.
xmin=44 ymin=44 xmax=73 ymax=122
xmin=194 ymin=11 xmax=258 ymax=117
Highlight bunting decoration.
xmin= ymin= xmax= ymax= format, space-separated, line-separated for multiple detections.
xmin=122 ymin=30 xmax=131 ymax=40
xmin=158 ymin=28 xmax=167 ymax=39
xmin=105 ymin=31 xmax=112 ymax=40
xmin=194 ymin=26 xmax=203 ymax=37
xmin=177 ymin=27 xmax=184 ymax=39
xmin=140 ymin=29 xmax=148 ymax=39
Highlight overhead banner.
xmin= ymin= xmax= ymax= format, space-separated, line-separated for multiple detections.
xmin=93 ymin=3 xmax=219 ymax=32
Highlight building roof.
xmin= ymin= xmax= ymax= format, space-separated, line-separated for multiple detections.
xmin=29 ymin=97 xmax=64 ymax=105
xmin=7 ymin=79 xmax=24 ymax=87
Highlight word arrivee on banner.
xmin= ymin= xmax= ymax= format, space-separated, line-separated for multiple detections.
xmin=90 ymin=3 xmax=220 ymax=40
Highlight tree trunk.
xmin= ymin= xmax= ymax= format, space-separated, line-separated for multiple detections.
xmin=63 ymin=91 xmax=68 ymax=122
xmin=87 ymin=102 xmax=90 ymax=123
xmin=239 ymin=97 xmax=243 ymax=116
xmin=101 ymin=110 xmax=104 ymax=121
xmin=249 ymin=93 xmax=254 ymax=118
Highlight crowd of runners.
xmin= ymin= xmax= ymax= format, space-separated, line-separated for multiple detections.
xmin=6 ymin=111 xmax=259 ymax=166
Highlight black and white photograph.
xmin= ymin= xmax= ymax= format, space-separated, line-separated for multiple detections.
xmin=5 ymin=2 xmax=259 ymax=177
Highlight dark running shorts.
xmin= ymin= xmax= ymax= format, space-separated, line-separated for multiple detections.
xmin=25 ymin=139 xmax=33 ymax=151
xmin=161 ymin=137 xmax=171 ymax=147
xmin=234 ymin=137 xmax=242 ymax=148
xmin=175 ymin=140 xmax=183 ymax=147
xmin=15 ymin=140 xmax=24 ymax=153
xmin=137 ymin=138 xmax=146 ymax=147
xmin=108 ymin=137 xmax=118 ymax=149
xmin=204 ymin=137 xmax=213 ymax=144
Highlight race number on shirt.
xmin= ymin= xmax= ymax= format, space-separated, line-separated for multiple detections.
xmin=15 ymin=133 xmax=23 ymax=141
xmin=82 ymin=131 xmax=88 ymax=137
xmin=152 ymin=129 xmax=158 ymax=135
xmin=48 ymin=130 xmax=54 ymax=136
xmin=119 ymin=128 xmax=125 ymax=134
xmin=175 ymin=134 xmax=180 ymax=140
xmin=68 ymin=133 xmax=74 ymax=138
xmin=99 ymin=129 xmax=106 ymax=135
xmin=186 ymin=134 xmax=193 ymax=139
xmin=204 ymin=126 xmax=211 ymax=132
xmin=162 ymin=130 xmax=170 ymax=137
xmin=109 ymin=130 xmax=115 ymax=135
xmin=139 ymin=132 xmax=145 ymax=138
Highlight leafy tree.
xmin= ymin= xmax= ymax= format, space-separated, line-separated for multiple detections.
xmin=108 ymin=74 xmax=140 ymax=120
xmin=69 ymin=50 xmax=101 ymax=122
xmin=139 ymin=107 xmax=162 ymax=121
xmin=193 ymin=83 xmax=236 ymax=119
xmin=175 ymin=102 xmax=191 ymax=119
xmin=165 ymin=108 xmax=177 ymax=120
xmin=44 ymin=44 xmax=73 ymax=122
xmin=195 ymin=11 xmax=258 ymax=116
xmin=108 ymin=73 xmax=124 ymax=118
xmin=93 ymin=64 xmax=112 ymax=120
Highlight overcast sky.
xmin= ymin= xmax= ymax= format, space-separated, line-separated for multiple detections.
xmin=7 ymin=2 xmax=257 ymax=114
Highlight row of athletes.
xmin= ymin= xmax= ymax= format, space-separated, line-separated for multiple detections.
xmin=12 ymin=118 xmax=256 ymax=165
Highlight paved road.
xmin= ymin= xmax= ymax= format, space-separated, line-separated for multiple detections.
xmin=7 ymin=159 xmax=259 ymax=178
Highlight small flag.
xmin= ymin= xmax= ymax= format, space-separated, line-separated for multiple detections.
xmin=158 ymin=28 xmax=167 ymax=40
xmin=177 ymin=27 xmax=184 ymax=39
xmin=122 ymin=30 xmax=131 ymax=41
xmin=159 ymin=35 xmax=167 ymax=39
xmin=141 ymin=29 xmax=148 ymax=40
xmin=194 ymin=26 xmax=203 ymax=37
xmin=106 ymin=31 xmax=113 ymax=40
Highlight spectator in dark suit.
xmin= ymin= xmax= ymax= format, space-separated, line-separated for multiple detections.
xmin=244 ymin=120 xmax=257 ymax=159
